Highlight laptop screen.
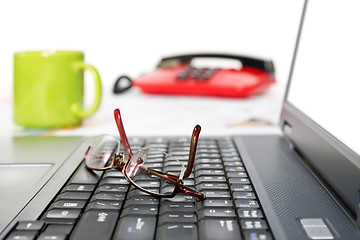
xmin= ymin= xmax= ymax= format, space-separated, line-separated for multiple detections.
xmin=287 ymin=0 xmax=360 ymax=156
xmin=282 ymin=0 xmax=360 ymax=215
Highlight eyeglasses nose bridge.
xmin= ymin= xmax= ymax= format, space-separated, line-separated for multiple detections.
xmin=113 ymin=154 xmax=124 ymax=170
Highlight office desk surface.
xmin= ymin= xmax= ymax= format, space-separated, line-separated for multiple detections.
xmin=0 ymin=83 xmax=284 ymax=137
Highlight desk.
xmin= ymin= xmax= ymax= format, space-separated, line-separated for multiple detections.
xmin=0 ymin=83 xmax=285 ymax=137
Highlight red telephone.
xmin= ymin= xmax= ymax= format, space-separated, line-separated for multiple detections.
xmin=113 ymin=53 xmax=276 ymax=98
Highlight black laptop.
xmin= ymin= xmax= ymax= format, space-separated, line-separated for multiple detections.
xmin=1 ymin=0 xmax=360 ymax=239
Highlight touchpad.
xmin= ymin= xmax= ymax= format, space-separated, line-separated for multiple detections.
xmin=0 ymin=164 xmax=53 ymax=230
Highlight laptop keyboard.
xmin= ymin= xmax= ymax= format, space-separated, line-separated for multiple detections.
xmin=5 ymin=137 xmax=273 ymax=240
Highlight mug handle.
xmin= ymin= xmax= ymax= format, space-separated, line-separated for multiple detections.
xmin=71 ymin=62 xmax=102 ymax=119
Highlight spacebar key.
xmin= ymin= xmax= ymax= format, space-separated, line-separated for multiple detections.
xmin=113 ymin=216 xmax=156 ymax=240
xmin=69 ymin=210 xmax=119 ymax=240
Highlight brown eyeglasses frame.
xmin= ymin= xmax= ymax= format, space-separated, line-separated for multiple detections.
xmin=84 ymin=108 xmax=205 ymax=199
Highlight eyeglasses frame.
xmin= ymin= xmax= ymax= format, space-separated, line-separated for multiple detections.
xmin=84 ymin=108 xmax=205 ymax=199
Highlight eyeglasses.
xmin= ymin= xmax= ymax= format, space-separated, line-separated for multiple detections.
xmin=84 ymin=108 xmax=205 ymax=199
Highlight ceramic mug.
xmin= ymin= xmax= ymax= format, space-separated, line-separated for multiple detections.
xmin=14 ymin=50 xmax=102 ymax=128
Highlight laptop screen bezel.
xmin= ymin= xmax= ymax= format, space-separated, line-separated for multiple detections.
xmin=280 ymin=0 xmax=360 ymax=217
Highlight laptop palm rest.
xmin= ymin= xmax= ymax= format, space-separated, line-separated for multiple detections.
xmin=234 ymin=135 xmax=359 ymax=239
xmin=0 ymin=136 xmax=84 ymax=233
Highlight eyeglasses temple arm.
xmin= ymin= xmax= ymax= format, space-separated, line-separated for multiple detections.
xmin=181 ymin=186 xmax=206 ymax=199
xmin=149 ymin=169 xmax=177 ymax=182
xmin=184 ymin=124 xmax=201 ymax=178
xmin=147 ymin=168 xmax=205 ymax=199
xmin=114 ymin=108 xmax=133 ymax=157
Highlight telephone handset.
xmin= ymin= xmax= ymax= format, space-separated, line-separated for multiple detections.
xmin=113 ymin=53 xmax=276 ymax=98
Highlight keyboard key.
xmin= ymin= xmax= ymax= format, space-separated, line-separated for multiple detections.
xmin=198 ymin=208 xmax=236 ymax=219
xmin=163 ymin=165 xmax=183 ymax=172
xmin=196 ymin=176 xmax=226 ymax=184
xmin=243 ymin=230 xmax=273 ymax=240
xmin=197 ymin=199 xmax=234 ymax=209
xmin=95 ymin=184 xmax=129 ymax=193
xmin=51 ymin=200 xmax=87 ymax=210
xmin=70 ymin=210 xmax=119 ymax=240
xmin=196 ymin=147 xmax=218 ymax=153
xmin=63 ymin=184 xmax=95 ymax=192
xmin=223 ymin=161 xmax=243 ymax=167
xmin=196 ymin=183 xmax=229 ymax=191
xmin=198 ymin=219 xmax=241 ymax=240
xmin=222 ymin=153 xmax=241 ymax=159
xmin=182 ymin=179 xmax=195 ymax=186
xmin=38 ymin=232 xmax=67 ymax=240
xmin=202 ymin=190 xmax=231 ymax=199
xmin=102 ymin=169 xmax=124 ymax=178
xmin=156 ymin=223 xmax=197 ymax=240
xmin=225 ymin=166 xmax=245 ymax=172
xmin=91 ymin=192 xmax=126 ymax=201
xmin=43 ymin=209 xmax=81 ymax=224
xmin=124 ymin=196 xmax=159 ymax=207
xmin=44 ymin=224 xmax=73 ymax=235
xmin=130 ymin=180 xmax=160 ymax=189
xmin=228 ymin=177 xmax=250 ymax=184
xmin=235 ymin=200 xmax=260 ymax=208
xmin=160 ymin=195 xmax=195 ymax=203
xmin=196 ymin=169 xmax=225 ymax=177
xmin=121 ymin=205 xmax=158 ymax=217
xmin=195 ymin=163 xmax=224 ymax=171
xmin=86 ymin=200 xmax=123 ymax=210
xmin=222 ymin=155 xmax=241 ymax=161
xmin=227 ymin=172 xmax=247 ymax=178
xmin=195 ymin=158 xmax=222 ymax=165
xmin=230 ymin=184 xmax=253 ymax=192
xmin=241 ymin=219 xmax=268 ymax=230
xmin=16 ymin=220 xmax=45 ymax=231
xmin=6 ymin=230 xmax=38 ymax=240
xmin=146 ymin=157 xmax=165 ymax=164
xmin=220 ymin=149 xmax=238 ymax=156
xmin=56 ymin=192 xmax=91 ymax=201
xmin=238 ymin=208 xmax=264 ymax=219
xmin=232 ymin=191 xmax=256 ymax=200
xmin=159 ymin=202 xmax=195 ymax=215
xmin=129 ymin=173 xmax=158 ymax=181
xmin=164 ymin=160 xmax=185 ymax=167
xmin=158 ymin=212 xmax=197 ymax=225
xmin=127 ymin=188 xmax=160 ymax=197
xmin=196 ymin=153 xmax=221 ymax=159
xmin=114 ymin=216 xmax=156 ymax=240
xmin=100 ymin=177 xmax=132 ymax=185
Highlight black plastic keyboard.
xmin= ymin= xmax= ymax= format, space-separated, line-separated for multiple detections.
xmin=5 ymin=137 xmax=273 ymax=240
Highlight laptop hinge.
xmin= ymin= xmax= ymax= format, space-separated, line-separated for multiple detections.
xmin=282 ymin=121 xmax=294 ymax=149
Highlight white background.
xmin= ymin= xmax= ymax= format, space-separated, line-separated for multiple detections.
xmin=288 ymin=0 xmax=360 ymax=155
xmin=0 ymin=0 xmax=305 ymax=136
xmin=0 ymin=0 xmax=303 ymax=93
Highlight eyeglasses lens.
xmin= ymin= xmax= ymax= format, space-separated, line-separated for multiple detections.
xmin=124 ymin=147 xmax=186 ymax=196
xmin=85 ymin=135 xmax=119 ymax=169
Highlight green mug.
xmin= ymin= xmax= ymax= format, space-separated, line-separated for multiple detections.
xmin=14 ymin=50 xmax=102 ymax=128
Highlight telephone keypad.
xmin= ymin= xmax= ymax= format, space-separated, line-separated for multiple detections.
xmin=177 ymin=66 xmax=218 ymax=81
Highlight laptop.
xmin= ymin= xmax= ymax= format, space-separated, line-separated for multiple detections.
xmin=1 ymin=0 xmax=360 ymax=239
